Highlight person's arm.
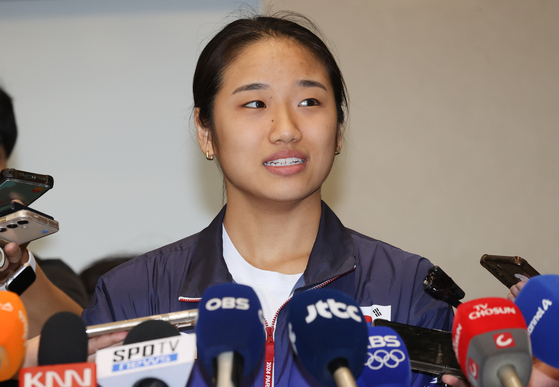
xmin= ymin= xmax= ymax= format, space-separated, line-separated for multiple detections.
xmin=1 ymin=244 xmax=83 ymax=338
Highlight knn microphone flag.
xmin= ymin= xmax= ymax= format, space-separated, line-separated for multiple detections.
xmin=287 ymin=288 xmax=368 ymax=387
xmin=96 ymin=320 xmax=196 ymax=387
xmin=452 ymin=297 xmax=532 ymax=387
xmin=356 ymin=325 xmax=411 ymax=387
xmin=195 ymin=283 xmax=266 ymax=387
xmin=19 ymin=312 xmax=95 ymax=387
xmin=0 ymin=291 xmax=28 ymax=381
xmin=514 ymin=274 xmax=559 ymax=368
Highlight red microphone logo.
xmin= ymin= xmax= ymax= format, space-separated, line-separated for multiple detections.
xmin=467 ymin=358 xmax=479 ymax=380
xmin=493 ymin=332 xmax=515 ymax=349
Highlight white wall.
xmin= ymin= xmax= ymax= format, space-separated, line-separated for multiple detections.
xmin=2 ymin=0 xmax=558 ymax=302
xmin=0 ymin=0 xmax=258 ymax=269
xmin=266 ymin=0 xmax=559 ymax=301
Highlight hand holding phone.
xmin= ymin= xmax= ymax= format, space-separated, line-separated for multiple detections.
xmin=480 ymin=254 xmax=540 ymax=289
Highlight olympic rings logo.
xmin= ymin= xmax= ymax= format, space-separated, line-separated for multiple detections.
xmin=365 ymin=349 xmax=406 ymax=370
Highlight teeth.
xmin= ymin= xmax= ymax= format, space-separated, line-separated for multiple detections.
xmin=264 ymin=157 xmax=305 ymax=166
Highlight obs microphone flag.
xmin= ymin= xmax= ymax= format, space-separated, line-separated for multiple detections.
xmin=0 ymin=291 xmax=28 ymax=382
xmin=288 ymin=288 xmax=368 ymax=387
xmin=514 ymin=274 xmax=559 ymax=368
xmin=195 ymin=283 xmax=266 ymax=387
xmin=356 ymin=326 xmax=411 ymax=387
xmin=96 ymin=321 xmax=196 ymax=387
xmin=20 ymin=312 xmax=94 ymax=387
xmin=452 ymin=297 xmax=532 ymax=387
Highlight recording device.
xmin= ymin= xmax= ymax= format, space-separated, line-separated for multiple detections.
xmin=19 ymin=312 xmax=95 ymax=387
xmin=0 ymin=204 xmax=59 ymax=246
xmin=356 ymin=325 xmax=411 ymax=387
xmin=0 ymin=291 xmax=28 ymax=382
xmin=423 ymin=265 xmax=465 ymax=308
xmin=480 ymin=255 xmax=540 ymax=289
xmin=96 ymin=320 xmax=196 ymax=387
xmin=373 ymin=319 xmax=464 ymax=378
xmin=287 ymin=288 xmax=368 ymax=387
xmin=452 ymin=297 xmax=532 ymax=387
xmin=514 ymin=274 xmax=559 ymax=368
xmin=86 ymin=309 xmax=197 ymax=337
xmin=0 ymin=169 xmax=54 ymax=207
xmin=195 ymin=283 xmax=266 ymax=387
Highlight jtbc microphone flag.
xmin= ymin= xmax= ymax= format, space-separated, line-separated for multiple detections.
xmin=288 ymin=288 xmax=368 ymax=387
xmin=514 ymin=274 xmax=559 ymax=368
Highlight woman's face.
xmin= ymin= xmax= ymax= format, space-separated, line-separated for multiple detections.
xmin=197 ymin=38 xmax=340 ymax=205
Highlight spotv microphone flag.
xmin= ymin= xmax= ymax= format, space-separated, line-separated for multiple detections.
xmin=356 ymin=325 xmax=411 ymax=387
xmin=515 ymin=274 xmax=559 ymax=368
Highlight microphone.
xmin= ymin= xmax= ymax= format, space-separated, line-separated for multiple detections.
xmin=452 ymin=297 xmax=532 ymax=387
xmin=287 ymin=288 xmax=368 ymax=387
xmin=514 ymin=274 xmax=559 ymax=368
xmin=95 ymin=319 xmax=196 ymax=387
xmin=422 ymin=265 xmax=465 ymax=308
xmin=356 ymin=325 xmax=411 ymax=387
xmin=0 ymin=291 xmax=28 ymax=382
xmin=195 ymin=283 xmax=266 ymax=387
xmin=19 ymin=311 xmax=95 ymax=387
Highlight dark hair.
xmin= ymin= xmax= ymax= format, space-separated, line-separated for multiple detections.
xmin=0 ymin=86 xmax=18 ymax=158
xmin=193 ymin=12 xmax=348 ymax=151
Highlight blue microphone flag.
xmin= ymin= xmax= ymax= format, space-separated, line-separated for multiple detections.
xmin=288 ymin=288 xmax=368 ymax=387
xmin=195 ymin=283 xmax=266 ymax=376
xmin=356 ymin=326 xmax=411 ymax=387
xmin=515 ymin=274 xmax=559 ymax=368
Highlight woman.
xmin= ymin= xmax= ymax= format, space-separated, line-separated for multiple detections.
xmin=81 ymin=13 xmax=453 ymax=387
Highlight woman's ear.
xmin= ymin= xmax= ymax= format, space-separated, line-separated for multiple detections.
xmin=195 ymin=108 xmax=215 ymax=158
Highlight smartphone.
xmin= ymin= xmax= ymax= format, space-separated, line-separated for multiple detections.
xmin=480 ymin=254 xmax=540 ymax=289
xmin=0 ymin=168 xmax=54 ymax=206
xmin=373 ymin=319 xmax=464 ymax=378
xmin=0 ymin=208 xmax=59 ymax=245
xmin=0 ymin=201 xmax=54 ymax=219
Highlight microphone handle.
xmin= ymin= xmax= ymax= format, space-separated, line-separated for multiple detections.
xmin=215 ymin=351 xmax=243 ymax=387
xmin=328 ymin=358 xmax=357 ymax=387
xmin=332 ymin=366 xmax=358 ymax=387
xmin=498 ymin=364 xmax=524 ymax=387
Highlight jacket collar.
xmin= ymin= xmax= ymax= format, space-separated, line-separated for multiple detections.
xmin=178 ymin=201 xmax=355 ymax=300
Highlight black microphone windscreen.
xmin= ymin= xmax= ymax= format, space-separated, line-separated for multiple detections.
xmin=123 ymin=319 xmax=181 ymax=345
xmin=38 ymin=312 xmax=88 ymax=365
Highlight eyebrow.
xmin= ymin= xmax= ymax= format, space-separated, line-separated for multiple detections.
xmin=232 ymin=83 xmax=268 ymax=94
xmin=298 ymin=79 xmax=327 ymax=91
xmin=232 ymin=80 xmax=328 ymax=95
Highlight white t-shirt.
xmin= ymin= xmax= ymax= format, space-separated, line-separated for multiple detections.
xmin=222 ymin=225 xmax=303 ymax=325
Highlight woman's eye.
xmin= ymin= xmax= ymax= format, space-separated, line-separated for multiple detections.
xmin=243 ymin=100 xmax=266 ymax=108
xmin=299 ymin=98 xmax=320 ymax=107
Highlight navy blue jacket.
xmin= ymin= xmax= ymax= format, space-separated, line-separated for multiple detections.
xmin=82 ymin=202 xmax=453 ymax=387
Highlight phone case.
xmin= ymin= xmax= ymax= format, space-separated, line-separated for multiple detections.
xmin=0 ymin=168 xmax=54 ymax=206
xmin=480 ymin=254 xmax=540 ymax=289
xmin=0 ymin=209 xmax=59 ymax=245
xmin=373 ymin=319 xmax=464 ymax=378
